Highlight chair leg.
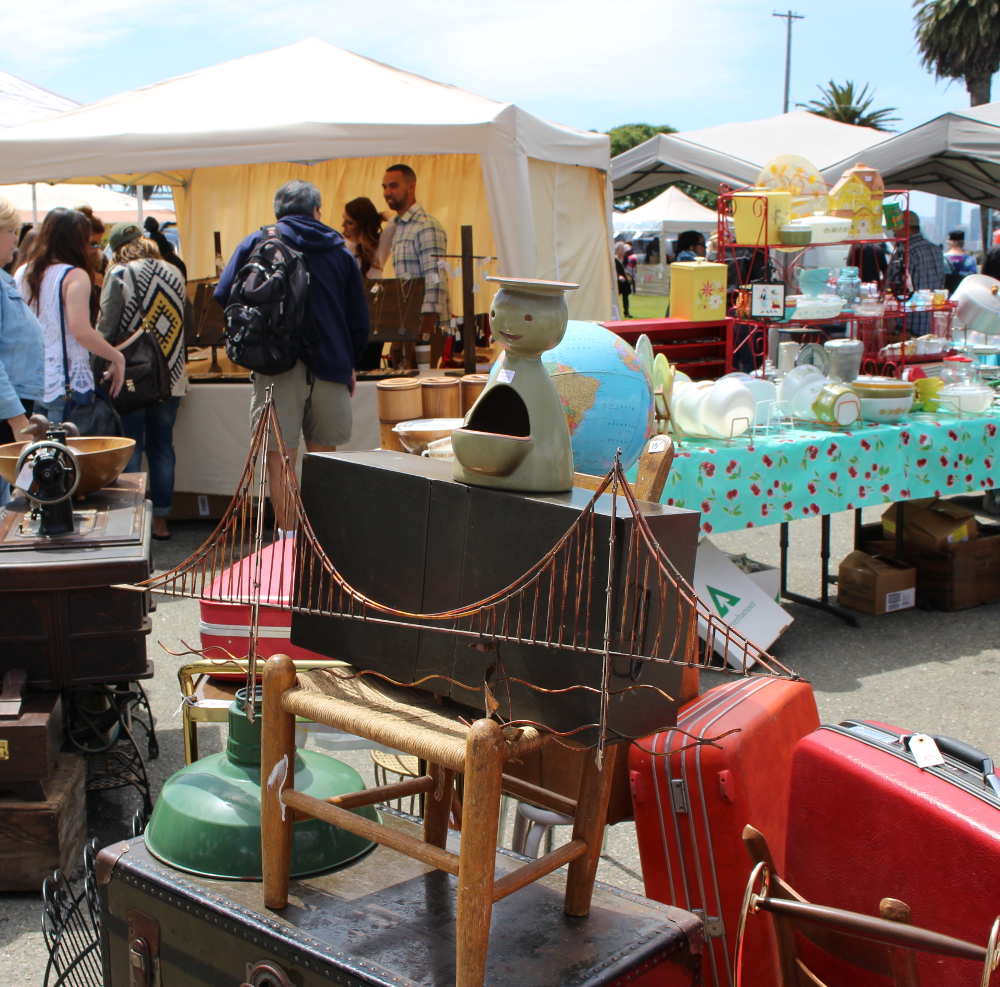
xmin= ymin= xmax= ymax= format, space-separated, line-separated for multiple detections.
xmin=456 ymin=719 xmax=503 ymax=987
xmin=261 ymin=655 xmax=297 ymax=910
xmin=182 ymin=706 xmax=198 ymax=764
xmin=564 ymin=743 xmax=619 ymax=917
xmin=424 ymin=760 xmax=455 ymax=849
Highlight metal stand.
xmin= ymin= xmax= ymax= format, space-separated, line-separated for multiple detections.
xmin=42 ymin=839 xmax=102 ymax=987
xmin=63 ymin=682 xmax=159 ymax=819
xmin=780 ymin=516 xmax=860 ymax=627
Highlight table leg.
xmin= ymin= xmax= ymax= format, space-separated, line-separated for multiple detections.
xmin=779 ymin=518 xmax=860 ymax=627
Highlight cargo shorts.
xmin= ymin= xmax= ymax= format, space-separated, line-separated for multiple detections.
xmin=250 ymin=360 xmax=352 ymax=450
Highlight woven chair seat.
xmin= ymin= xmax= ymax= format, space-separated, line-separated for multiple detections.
xmin=285 ymin=667 xmax=550 ymax=772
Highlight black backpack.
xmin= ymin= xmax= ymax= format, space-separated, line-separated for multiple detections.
xmin=224 ymin=225 xmax=310 ymax=376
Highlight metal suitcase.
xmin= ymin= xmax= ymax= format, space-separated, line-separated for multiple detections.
xmin=785 ymin=719 xmax=1000 ymax=987
xmin=629 ymin=677 xmax=820 ymax=987
xmin=99 ymin=810 xmax=706 ymax=987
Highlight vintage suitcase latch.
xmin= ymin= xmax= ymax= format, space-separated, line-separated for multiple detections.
xmin=692 ymin=909 xmax=725 ymax=938
xmin=127 ymin=908 xmax=159 ymax=987
xmin=246 ymin=959 xmax=294 ymax=987
xmin=669 ymin=778 xmax=689 ymax=814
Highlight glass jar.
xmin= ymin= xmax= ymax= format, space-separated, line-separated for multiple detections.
xmin=835 ymin=266 xmax=862 ymax=313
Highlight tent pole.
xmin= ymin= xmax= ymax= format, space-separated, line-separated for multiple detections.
xmin=462 ymin=225 xmax=476 ymax=375
xmin=137 ymin=186 xmax=144 ymax=226
xmin=31 ymin=184 xmax=37 ymax=225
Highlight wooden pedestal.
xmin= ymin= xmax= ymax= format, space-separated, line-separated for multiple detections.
xmin=0 ymin=754 xmax=86 ymax=891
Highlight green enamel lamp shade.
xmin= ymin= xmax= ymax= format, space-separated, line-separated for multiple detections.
xmin=145 ymin=689 xmax=376 ymax=879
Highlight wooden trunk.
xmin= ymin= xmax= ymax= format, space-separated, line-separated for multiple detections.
xmin=98 ymin=811 xmax=704 ymax=986
xmin=0 ymin=690 xmax=63 ymax=800
xmin=0 ymin=754 xmax=86 ymax=891
xmin=0 ymin=477 xmax=152 ymax=687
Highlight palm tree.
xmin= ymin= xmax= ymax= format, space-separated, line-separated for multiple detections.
xmin=799 ymin=81 xmax=900 ymax=131
xmin=914 ymin=0 xmax=1000 ymax=106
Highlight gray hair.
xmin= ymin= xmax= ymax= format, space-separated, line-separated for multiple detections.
xmin=273 ymin=180 xmax=322 ymax=219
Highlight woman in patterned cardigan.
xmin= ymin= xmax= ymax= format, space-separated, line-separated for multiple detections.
xmin=97 ymin=222 xmax=187 ymax=540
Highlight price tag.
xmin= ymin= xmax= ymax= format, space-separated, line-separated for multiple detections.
xmin=909 ymin=734 xmax=945 ymax=768
xmin=498 ymin=369 xmax=515 ymax=383
xmin=14 ymin=462 xmax=32 ymax=492
xmin=648 ymin=438 xmax=667 ymax=454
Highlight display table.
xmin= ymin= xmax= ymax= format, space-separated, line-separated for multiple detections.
xmin=173 ymin=380 xmax=382 ymax=500
xmin=655 ymin=414 xmax=1000 ymax=625
xmin=661 ymin=416 xmax=999 ymax=535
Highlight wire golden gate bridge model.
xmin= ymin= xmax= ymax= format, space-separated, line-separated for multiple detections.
xmin=130 ymin=394 xmax=795 ymax=759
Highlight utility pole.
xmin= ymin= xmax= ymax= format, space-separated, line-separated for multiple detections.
xmin=773 ymin=10 xmax=804 ymax=114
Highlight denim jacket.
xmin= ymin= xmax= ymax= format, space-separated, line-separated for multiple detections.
xmin=0 ymin=269 xmax=44 ymax=420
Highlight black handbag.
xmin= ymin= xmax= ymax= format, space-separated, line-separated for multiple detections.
xmin=58 ymin=269 xmax=123 ymax=437
xmin=95 ymin=263 xmax=172 ymax=416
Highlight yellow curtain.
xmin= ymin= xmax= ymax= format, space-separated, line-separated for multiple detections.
xmin=173 ymin=154 xmax=498 ymax=314
xmin=527 ymin=159 xmax=612 ymax=321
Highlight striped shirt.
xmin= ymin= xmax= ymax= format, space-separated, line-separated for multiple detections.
xmin=388 ymin=203 xmax=449 ymax=318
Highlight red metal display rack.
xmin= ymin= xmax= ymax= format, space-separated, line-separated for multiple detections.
xmin=714 ymin=187 xmax=955 ymax=377
xmin=604 ymin=317 xmax=735 ymax=380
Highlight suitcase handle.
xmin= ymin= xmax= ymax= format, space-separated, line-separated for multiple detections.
xmin=931 ymin=735 xmax=1000 ymax=795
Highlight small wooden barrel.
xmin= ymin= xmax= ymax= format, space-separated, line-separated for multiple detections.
xmin=421 ymin=377 xmax=461 ymax=419
xmin=459 ymin=373 xmax=490 ymax=415
xmin=379 ymin=421 xmax=407 ymax=452
xmin=376 ymin=378 xmax=423 ymax=423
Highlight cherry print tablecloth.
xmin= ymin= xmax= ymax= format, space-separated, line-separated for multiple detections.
xmin=655 ymin=415 xmax=1000 ymax=535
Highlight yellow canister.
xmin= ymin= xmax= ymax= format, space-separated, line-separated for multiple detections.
xmin=731 ymin=188 xmax=792 ymax=246
xmin=669 ymin=259 xmax=728 ymax=321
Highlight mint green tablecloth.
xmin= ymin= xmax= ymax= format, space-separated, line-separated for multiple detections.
xmin=655 ymin=415 xmax=1000 ymax=535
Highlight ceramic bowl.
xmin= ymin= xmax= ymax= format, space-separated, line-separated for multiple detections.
xmin=0 ymin=436 xmax=135 ymax=497
xmin=776 ymin=364 xmax=823 ymax=405
xmin=797 ymin=268 xmax=831 ymax=299
xmin=852 ymin=377 xmax=915 ymax=401
xmin=673 ymin=381 xmax=714 ymax=435
xmin=859 ymin=396 xmax=913 ymax=423
xmin=791 ymin=377 xmax=831 ymax=420
xmin=741 ymin=377 xmax=778 ymax=425
xmin=936 ymin=384 xmax=995 ymax=415
xmin=701 ymin=378 xmax=755 ymax=439
xmin=392 ymin=418 xmax=466 ymax=454
xmin=779 ymin=226 xmax=812 ymax=246
xmin=450 ymin=428 xmax=533 ymax=477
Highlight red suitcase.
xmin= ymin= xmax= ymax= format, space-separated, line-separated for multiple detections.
xmin=630 ymin=677 xmax=820 ymax=987
xmin=200 ymin=538 xmax=325 ymax=672
xmin=784 ymin=720 xmax=1000 ymax=987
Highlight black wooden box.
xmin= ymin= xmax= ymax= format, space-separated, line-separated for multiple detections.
xmin=0 ymin=476 xmax=152 ymax=688
xmin=292 ymin=451 xmax=700 ymax=743
xmin=99 ymin=812 xmax=704 ymax=986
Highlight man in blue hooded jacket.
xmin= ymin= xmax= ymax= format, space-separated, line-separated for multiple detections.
xmin=215 ymin=179 xmax=369 ymax=531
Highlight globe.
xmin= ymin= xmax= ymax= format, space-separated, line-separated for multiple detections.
xmin=540 ymin=320 xmax=654 ymax=475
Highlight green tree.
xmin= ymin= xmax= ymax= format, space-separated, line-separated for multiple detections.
xmin=914 ymin=0 xmax=1000 ymax=106
xmin=799 ymin=81 xmax=900 ymax=131
xmin=603 ymin=122 xmax=718 ymax=210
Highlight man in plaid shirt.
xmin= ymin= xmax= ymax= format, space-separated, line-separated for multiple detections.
xmin=382 ymin=164 xmax=450 ymax=364
xmin=886 ymin=211 xmax=945 ymax=335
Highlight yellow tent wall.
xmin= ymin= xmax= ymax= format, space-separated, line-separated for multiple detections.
xmin=173 ymin=153 xmax=612 ymax=321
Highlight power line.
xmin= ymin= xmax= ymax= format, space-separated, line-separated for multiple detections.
xmin=773 ymin=10 xmax=804 ymax=114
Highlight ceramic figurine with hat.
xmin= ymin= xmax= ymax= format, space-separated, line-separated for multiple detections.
xmin=452 ymin=276 xmax=578 ymax=493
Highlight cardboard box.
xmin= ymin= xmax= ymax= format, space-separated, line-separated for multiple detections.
xmin=171 ymin=491 xmax=236 ymax=520
xmin=695 ymin=539 xmax=793 ymax=667
xmin=837 ymin=550 xmax=917 ymax=615
xmin=858 ymin=523 xmax=1000 ymax=612
xmin=725 ymin=552 xmax=781 ymax=603
xmin=882 ymin=498 xmax=978 ymax=550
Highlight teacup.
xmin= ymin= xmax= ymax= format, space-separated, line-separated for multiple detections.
xmin=797 ymin=267 xmax=831 ymax=299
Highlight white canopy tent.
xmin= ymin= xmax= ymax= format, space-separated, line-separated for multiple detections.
xmin=611 ymin=111 xmax=885 ymax=198
xmin=0 ymin=182 xmax=173 ymax=226
xmin=612 ymin=184 xmax=717 ymax=234
xmin=0 ymin=40 xmax=613 ymax=318
xmin=0 ymin=69 xmax=77 ymax=128
xmin=822 ymin=103 xmax=1000 ymax=210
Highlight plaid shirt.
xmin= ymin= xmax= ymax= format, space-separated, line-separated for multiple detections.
xmin=388 ymin=203 xmax=450 ymax=317
xmin=886 ymin=232 xmax=946 ymax=335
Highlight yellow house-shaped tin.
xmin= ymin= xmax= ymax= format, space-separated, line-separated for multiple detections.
xmin=830 ymin=162 xmax=884 ymax=239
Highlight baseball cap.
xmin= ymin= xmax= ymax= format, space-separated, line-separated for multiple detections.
xmin=108 ymin=221 xmax=143 ymax=252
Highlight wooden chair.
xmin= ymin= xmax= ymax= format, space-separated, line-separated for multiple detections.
xmin=260 ymin=655 xmax=620 ymax=987
xmin=738 ymin=825 xmax=1000 ymax=987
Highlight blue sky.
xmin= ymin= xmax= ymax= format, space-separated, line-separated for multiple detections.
xmin=0 ymin=0 xmax=983 ymax=218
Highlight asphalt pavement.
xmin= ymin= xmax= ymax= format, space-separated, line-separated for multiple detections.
xmin=4 ymin=502 xmax=1000 ymax=984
